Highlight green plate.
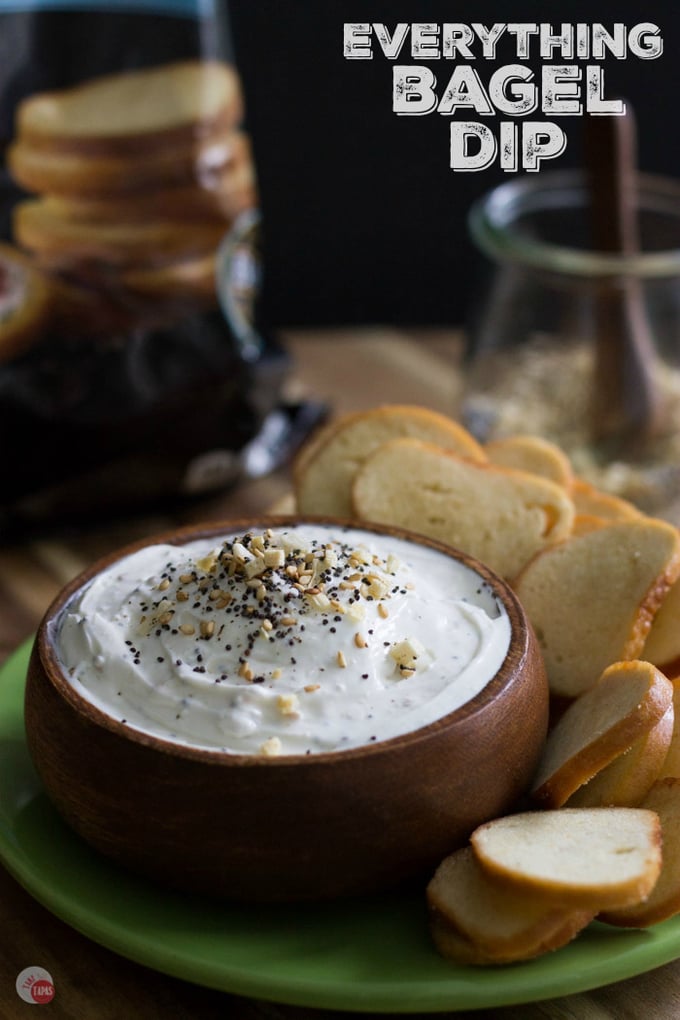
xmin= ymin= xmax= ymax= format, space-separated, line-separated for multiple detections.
xmin=2 ymin=640 xmax=680 ymax=1014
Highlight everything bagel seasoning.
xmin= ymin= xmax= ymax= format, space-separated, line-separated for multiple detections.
xmin=57 ymin=525 xmax=511 ymax=755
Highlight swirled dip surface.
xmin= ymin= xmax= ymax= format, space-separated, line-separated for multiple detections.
xmin=57 ymin=525 xmax=511 ymax=755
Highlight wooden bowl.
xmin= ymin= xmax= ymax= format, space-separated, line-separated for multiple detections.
xmin=24 ymin=516 xmax=548 ymax=902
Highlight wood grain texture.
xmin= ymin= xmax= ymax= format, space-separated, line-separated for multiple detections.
xmin=2 ymin=329 xmax=680 ymax=1017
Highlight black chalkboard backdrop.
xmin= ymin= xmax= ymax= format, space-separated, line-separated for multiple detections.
xmin=229 ymin=1 xmax=680 ymax=328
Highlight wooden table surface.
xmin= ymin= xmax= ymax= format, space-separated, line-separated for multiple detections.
xmin=2 ymin=328 xmax=680 ymax=1018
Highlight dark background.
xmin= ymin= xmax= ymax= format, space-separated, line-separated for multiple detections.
xmin=229 ymin=2 xmax=680 ymax=328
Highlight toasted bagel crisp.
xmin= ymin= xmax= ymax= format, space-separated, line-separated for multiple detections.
xmin=643 ymin=573 xmax=680 ymax=673
xmin=485 ymin=434 xmax=573 ymax=489
xmin=15 ymin=60 xmax=243 ymax=155
xmin=294 ymin=404 xmax=485 ymax=518
xmin=571 ymin=478 xmax=642 ymax=520
xmin=531 ymin=661 xmax=674 ymax=808
xmin=471 ymin=808 xmax=662 ymax=911
xmin=352 ymin=436 xmax=574 ymax=580
xmin=600 ymin=778 xmax=680 ymax=927
xmin=14 ymin=197 xmax=227 ymax=269
xmin=427 ymin=846 xmax=594 ymax=965
xmin=515 ymin=520 xmax=680 ymax=698
xmin=567 ymin=705 xmax=674 ymax=809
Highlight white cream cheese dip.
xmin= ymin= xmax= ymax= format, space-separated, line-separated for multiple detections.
xmin=56 ymin=524 xmax=511 ymax=755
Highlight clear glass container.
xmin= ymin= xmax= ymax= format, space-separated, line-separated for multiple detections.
xmin=463 ymin=170 xmax=680 ymax=520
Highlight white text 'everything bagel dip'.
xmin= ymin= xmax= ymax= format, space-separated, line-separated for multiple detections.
xmin=56 ymin=525 xmax=511 ymax=756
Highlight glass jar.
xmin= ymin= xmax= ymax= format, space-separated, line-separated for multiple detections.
xmin=0 ymin=2 xmax=291 ymax=535
xmin=463 ymin=169 xmax=680 ymax=521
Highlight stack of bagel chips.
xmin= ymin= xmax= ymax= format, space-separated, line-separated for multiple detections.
xmin=8 ymin=60 xmax=256 ymax=326
xmin=293 ymin=404 xmax=680 ymax=963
